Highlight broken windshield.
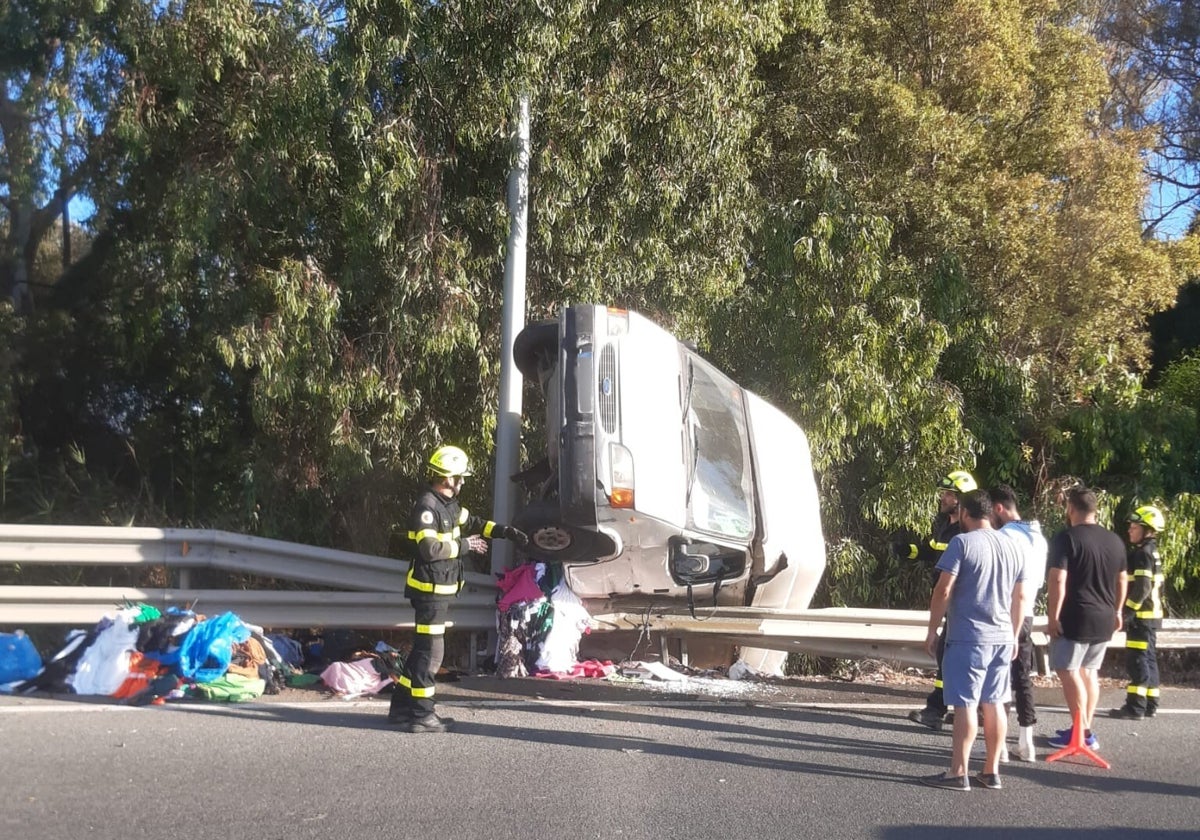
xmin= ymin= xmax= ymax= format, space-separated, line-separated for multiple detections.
xmin=682 ymin=353 xmax=754 ymax=541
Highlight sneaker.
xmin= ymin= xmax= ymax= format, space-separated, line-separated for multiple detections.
xmin=1108 ymin=706 xmax=1144 ymax=721
xmin=970 ymin=740 xmax=1009 ymax=763
xmin=908 ymin=708 xmax=945 ymax=731
xmin=972 ymin=772 xmax=1003 ymax=790
xmin=920 ymin=773 xmax=970 ymax=791
xmin=1014 ymin=727 xmax=1036 ymax=762
xmin=1047 ymin=727 xmax=1098 ymax=749
xmin=407 ymin=715 xmax=452 ymax=734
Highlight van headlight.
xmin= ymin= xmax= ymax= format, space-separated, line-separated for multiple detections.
xmin=609 ymin=443 xmax=634 ymax=508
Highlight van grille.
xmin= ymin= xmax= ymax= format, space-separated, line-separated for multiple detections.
xmin=598 ymin=344 xmax=618 ymax=434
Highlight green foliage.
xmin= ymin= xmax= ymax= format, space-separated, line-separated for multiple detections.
xmin=712 ymin=152 xmax=975 ymax=608
xmin=1157 ymin=493 xmax=1200 ymax=615
xmin=2 ymin=0 xmax=1199 ymax=620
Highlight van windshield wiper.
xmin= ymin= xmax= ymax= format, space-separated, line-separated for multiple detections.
xmin=680 ymin=358 xmax=695 ymax=423
xmin=682 ymin=359 xmax=699 ymax=506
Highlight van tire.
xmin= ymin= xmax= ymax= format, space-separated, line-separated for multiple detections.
xmin=513 ymin=321 xmax=558 ymax=380
xmin=514 ymin=501 xmax=614 ymax=563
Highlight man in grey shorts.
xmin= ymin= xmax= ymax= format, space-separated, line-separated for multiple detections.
xmin=1046 ymin=486 xmax=1127 ymax=749
xmin=920 ymin=490 xmax=1028 ymax=791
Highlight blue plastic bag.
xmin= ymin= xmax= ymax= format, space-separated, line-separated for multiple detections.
xmin=0 ymin=631 xmax=43 ymax=684
xmin=176 ymin=612 xmax=251 ymax=683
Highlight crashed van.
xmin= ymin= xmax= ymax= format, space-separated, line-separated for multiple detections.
xmin=512 ymin=305 xmax=825 ymax=666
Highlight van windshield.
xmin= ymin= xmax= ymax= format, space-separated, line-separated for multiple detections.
xmin=683 ymin=353 xmax=754 ymax=540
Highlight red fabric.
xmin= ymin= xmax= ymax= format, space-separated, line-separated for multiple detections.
xmin=495 ymin=563 xmax=546 ymax=611
xmin=110 ymin=652 xmax=167 ymax=700
xmin=532 ymin=659 xmax=615 ymax=679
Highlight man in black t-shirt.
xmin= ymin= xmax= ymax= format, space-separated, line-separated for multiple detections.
xmin=1045 ymin=486 xmax=1127 ymax=749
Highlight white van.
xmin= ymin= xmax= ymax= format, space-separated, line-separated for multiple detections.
xmin=512 ymin=305 xmax=826 ymax=656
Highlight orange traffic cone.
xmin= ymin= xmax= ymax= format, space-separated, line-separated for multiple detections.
xmin=1046 ymin=709 xmax=1110 ymax=769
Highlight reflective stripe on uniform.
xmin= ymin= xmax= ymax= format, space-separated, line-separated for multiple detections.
xmin=1147 ymin=687 xmax=1160 ymax=698
xmin=1135 ymin=609 xmax=1163 ymax=619
xmin=416 ymin=623 xmax=446 ymax=635
xmin=930 ymin=539 xmax=948 ymax=552
xmin=397 ymin=676 xmax=436 ymax=698
xmin=1125 ymin=639 xmax=1149 ymax=650
xmin=934 ymin=679 xmax=943 ymax=689
xmin=458 ymin=508 xmax=469 ymax=525
xmin=406 ymin=569 xmax=459 ymax=595
xmin=1127 ymin=685 xmax=1148 ymax=696
xmin=1132 ymin=569 xmax=1155 ymax=578
xmin=409 ymin=527 xmax=459 ymax=542
xmin=483 ymin=521 xmax=496 ymax=537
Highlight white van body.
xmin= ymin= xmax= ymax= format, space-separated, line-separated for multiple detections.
xmin=512 ymin=305 xmax=825 ymax=669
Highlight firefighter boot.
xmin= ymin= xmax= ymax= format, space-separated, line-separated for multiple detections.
xmin=908 ymin=707 xmax=944 ymax=731
xmin=408 ymin=715 xmax=450 ymax=734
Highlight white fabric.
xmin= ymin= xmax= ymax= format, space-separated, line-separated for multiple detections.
xmin=535 ymin=582 xmax=592 ymax=673
xmin=68 ymin=608 xmax=142 ymax=696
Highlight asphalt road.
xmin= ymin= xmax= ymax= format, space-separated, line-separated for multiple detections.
xmin=3 ymin=677 xmax=1199 ymax=840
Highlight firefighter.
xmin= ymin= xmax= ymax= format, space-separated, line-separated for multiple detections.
xmin=896 ymin=469 xmax=978 ymax=730
xmin=389 ymin=444 xmax=528 ymax=733
xmin=1110 ymin=505 xmax=1165 ymax=721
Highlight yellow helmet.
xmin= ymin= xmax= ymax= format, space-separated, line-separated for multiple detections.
xmin=938 ymin=470 xmax=977 ymax=494
xmin=1127 ymin=505 xmax=1165 ymax=533
xmin=428 ymin=445 xmax=472 ymax=477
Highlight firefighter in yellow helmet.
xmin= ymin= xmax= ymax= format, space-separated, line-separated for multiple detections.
xmin=898 ymin=469 xmax=978 ymax=730
xmin=389 ymin=445 xmax=528 ymax=733
xmin=1110 ymin=505 xmax=1166 ymax=720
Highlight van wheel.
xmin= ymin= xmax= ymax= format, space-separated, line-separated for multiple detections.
xmin=514 ymin=501 xmax=614 ymax=563
xmin=513 ymin=321 xmax=558 ymax=380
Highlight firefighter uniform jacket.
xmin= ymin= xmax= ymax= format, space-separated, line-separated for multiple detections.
xmin=915 ymin=511 xmax=962 ymax=586
xmin=404 ymin=488 xmax=506 ymax=601
xmin=1124 ymin=537 xmax=1164 ymax=629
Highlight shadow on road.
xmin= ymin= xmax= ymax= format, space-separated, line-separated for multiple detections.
xmin=149 ymin=698 xmax=1200 ymax=800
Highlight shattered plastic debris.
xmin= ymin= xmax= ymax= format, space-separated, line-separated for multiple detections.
xmin=634 ymin=675 xmax=763 ymax=698
xmin=727 ymin=661 xmax=762 ymax=681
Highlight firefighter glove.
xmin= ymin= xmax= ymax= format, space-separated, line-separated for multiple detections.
xmin=503 ymin=526 xmax=530 ymax=547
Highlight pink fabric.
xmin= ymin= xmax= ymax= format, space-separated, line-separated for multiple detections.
xmin=319 ymin=658 xmax=389 ymax=697
xmin=532 ymin=659 xmax=615 ymax=680
xmin=496 ymin=563 xmax=545 ymax=611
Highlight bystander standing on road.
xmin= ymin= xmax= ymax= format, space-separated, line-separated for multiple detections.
xmin=990 ymin=484 xmax=1047 ymax=761
xmin=1045 ymin=486 xmax=1127 ymax=750
xmin=920 ymin=490 xmax=1028 ymax=792
xmin=901 ymin=470 xmax=977 ymax=731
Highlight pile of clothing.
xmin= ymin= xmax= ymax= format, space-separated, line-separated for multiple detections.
xmin=494 ymin=562 xmax=612 ymax=679
xmin=9 ymin=604 xmax=296 ymax=704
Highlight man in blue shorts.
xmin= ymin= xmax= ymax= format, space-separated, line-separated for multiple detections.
xmin=1045 ymin=485 xmax=1127 ymax=749
xmin=920 ymin=490 xmax=1028 ymax=791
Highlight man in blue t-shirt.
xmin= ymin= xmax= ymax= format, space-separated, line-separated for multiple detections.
xmin=920 ymin=490 xmax=1028 ymax=792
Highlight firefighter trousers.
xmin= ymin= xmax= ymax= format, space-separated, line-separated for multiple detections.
xmin=389 ymin=598 xmax=450 ymax=721
xmin=923 ymin=623 xmax=948 ymax=714
xmin=1123 ymin=623 xmax=1160 ymax=715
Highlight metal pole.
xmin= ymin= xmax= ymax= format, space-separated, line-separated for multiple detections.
xmin=491 ymin=93 xmax=530 ymax=577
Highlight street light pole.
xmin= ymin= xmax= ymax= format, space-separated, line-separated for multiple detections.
xmin=491 ymin=93 xmax=530 ymax=578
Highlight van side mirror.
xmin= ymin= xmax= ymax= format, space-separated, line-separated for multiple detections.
xmin=668 ymin=539 xmax=746 ymax=586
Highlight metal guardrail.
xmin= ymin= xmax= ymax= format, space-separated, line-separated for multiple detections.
xmin=3 ymin=526 xmax=1197 ymax=664
xmin=0 ymin=524 xmax=498 ymax=630
xmin=591 ymin=606 xmax=1200 ymax=668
